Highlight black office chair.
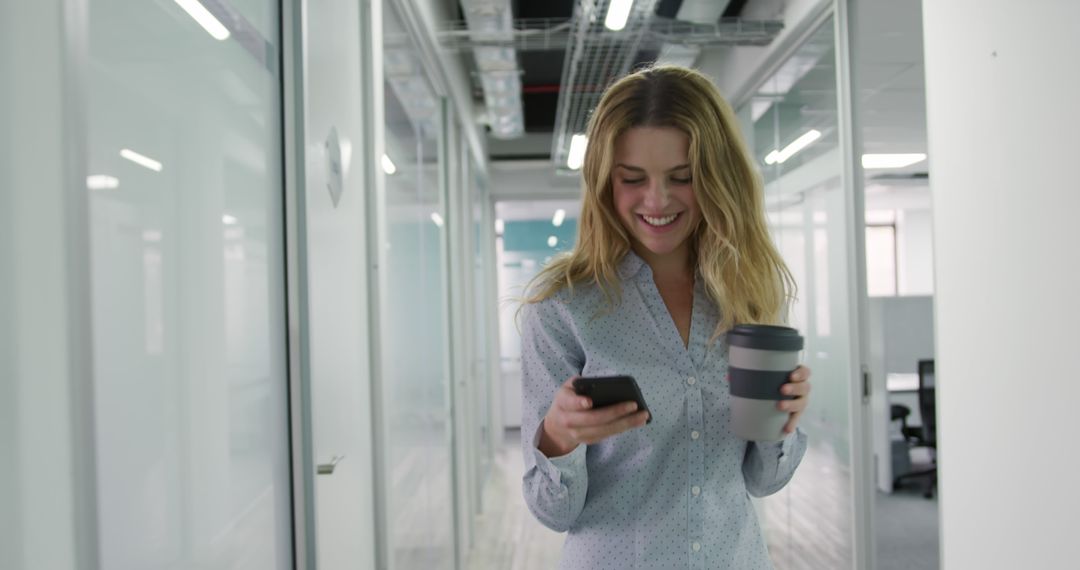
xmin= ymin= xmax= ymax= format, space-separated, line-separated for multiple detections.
xmin=892 ymin=359 xmax=937 ymax=499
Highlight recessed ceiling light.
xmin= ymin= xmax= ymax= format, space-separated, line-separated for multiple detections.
xmin=431 ymin=212 xmax=444 ymax=228
xmin=174 ymin=0 xmax=230 ymax=40
xmin=605 ymin=0 xmax=634 ymax=31
xmin=120 ymin=148 xmax=163 ymax=172
xmin=862 ymin=153 xmax=927 ymax=169
xmin=86 ymin=175 xmax=119 ymax=190
xmin=552 ymin=209 xmax=566 ymax=227
xmin=567 ymin=134 xmax=587 ymax=170
xmin=381 ymin=154 xmax=397 ymax=175
xmin=547 ymin=235 xmax=558 ymax=248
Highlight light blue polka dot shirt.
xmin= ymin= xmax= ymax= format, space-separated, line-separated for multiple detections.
xmin=520 ymin=251 xmax=807 ymax=569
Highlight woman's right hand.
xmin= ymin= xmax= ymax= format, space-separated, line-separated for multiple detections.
xmin=538 ymin=376 xmax=651 ymax=457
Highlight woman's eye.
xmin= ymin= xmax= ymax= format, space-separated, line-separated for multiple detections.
xmin=671 ymin=177 xmax=692 ymax=184
xmin=621 ymin=178 xmax=645 ymax=185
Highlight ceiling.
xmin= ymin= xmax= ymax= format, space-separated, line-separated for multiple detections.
xmin=454 ymin=0 xmax=931 ymax=217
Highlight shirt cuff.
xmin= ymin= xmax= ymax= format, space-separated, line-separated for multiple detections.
xmin=755 ymin=428 xmax=800 ymax=458
xmin=530 ymin=420 xmax=586 ymax=482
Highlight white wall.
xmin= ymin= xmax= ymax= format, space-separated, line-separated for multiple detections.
xmin=923 ymin=1 xmax=1080 ymax=567
xmin=896 ymin=208 xmax=933 ymax=295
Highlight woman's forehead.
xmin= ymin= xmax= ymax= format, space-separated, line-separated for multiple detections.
xmin=613 ymin=127 xmax=690 ymax=167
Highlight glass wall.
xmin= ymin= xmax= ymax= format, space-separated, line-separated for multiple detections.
xmin=85 ymin=1 xmax=292 ymax=569
xmin=739 ymin=16 xmax=857 ymax=569
xmin=379 ymin=1 xmax=455 ymax=567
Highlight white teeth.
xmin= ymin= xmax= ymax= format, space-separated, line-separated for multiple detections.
xmin=642 ymin=213 xmax=678 ymax=226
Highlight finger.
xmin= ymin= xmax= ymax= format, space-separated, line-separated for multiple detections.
xmin=575 ymin=410 xmax=650 ymax=443
xmin=556 ymin=379 xmax=592 ymax=411
xmin=782 ymin=410 xmax=803 ymax=434
xmin=564 ymin=402 xmax=640 ymax=428
xmin=777 ymin=398 xmax=807 ymax=413
xmin=788 ymin=366 xmax=811 ymax=383
xmin=780 ymin=381 xmax=811 ymax=398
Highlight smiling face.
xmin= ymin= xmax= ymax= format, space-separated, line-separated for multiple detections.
xmin=611 ymin=126 xmax=701 ymax=269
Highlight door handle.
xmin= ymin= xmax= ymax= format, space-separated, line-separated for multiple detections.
xmin=317 ymin=455 xmax=345 ymax=475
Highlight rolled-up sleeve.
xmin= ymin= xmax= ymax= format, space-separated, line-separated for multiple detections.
xmin=741 ymin=428 xmax=808 ymax=497
xmin=519 ymin=298 xmax=589 ymax=532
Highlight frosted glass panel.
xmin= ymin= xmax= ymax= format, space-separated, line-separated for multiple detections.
xmin=744 ymin=16 xmax=857 ymax=569
xmin=85 ymin=2 xmax=292 ymax=569
xmin=381 ymin=1 xmax=455 ymax=567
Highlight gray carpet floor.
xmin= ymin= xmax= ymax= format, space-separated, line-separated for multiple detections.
xmin=875 ymin=486 xmax=940 ymax=569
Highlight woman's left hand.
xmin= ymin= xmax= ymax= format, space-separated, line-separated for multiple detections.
xmin=778 ymin=365 xmax=812 ymax=434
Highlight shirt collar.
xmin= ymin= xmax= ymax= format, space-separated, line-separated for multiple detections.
xmin=617 ymin=250 xmax=649 ymax=281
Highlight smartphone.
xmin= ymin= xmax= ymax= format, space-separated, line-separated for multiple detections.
xmin=572 ymin=375 xmax=652 ymax=424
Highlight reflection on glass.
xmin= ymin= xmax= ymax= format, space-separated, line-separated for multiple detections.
xmin=743 ymin=16 xmax=856 ymax=569
xmin=86 ymin=1 xmax=291 ymax=569
xmin=381 ymin=1 xmax=455 ymax=567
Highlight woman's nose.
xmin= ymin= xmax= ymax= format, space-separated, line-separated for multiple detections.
xmin=642 ymin=179 xmax=671 ymax=209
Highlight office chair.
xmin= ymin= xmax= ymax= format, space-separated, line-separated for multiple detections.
xmin=892 ymin=359 xmax=937 ymax=499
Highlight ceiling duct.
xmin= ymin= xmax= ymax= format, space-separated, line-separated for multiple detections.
xmin=461 ymin=0 xmax=525 ymax=139
xmin=654 ymin=0 xmax=730 ymax=68
xmin=551 ymin=0 xmax=661 ymax=174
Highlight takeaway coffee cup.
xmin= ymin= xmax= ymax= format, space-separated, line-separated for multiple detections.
xmin=727 ymin=324 xmax=804 ymax=442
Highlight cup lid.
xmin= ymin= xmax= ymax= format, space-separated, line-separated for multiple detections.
xmin=727 ymin=324 xmax=804 ymax=351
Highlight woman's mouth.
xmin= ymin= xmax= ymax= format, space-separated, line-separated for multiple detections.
xmin=640 ymin=213 xmax=681 ymax=227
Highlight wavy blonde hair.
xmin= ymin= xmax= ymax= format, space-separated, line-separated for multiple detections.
xmin=524 ymin=65 xmax=795 ymax=336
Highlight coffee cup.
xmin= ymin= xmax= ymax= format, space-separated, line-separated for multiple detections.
xmin=727 ymin=324 xmax=804 ymax=442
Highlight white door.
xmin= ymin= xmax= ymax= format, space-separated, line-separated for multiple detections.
xmin=296 ymin=0 xmax=378 ymax=567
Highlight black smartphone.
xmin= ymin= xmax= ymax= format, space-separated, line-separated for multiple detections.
xmin=572 ymin=375 xmax=652 ymax=424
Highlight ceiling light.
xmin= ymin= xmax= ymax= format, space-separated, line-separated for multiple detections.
xmin=222 ymin=214 xmax=238 ymax=225
xmin=552 ymin=209 xmax=566 ymax=227
xmin=431 ymin=212 xmax=444 ymax=228
xmin=862 ymin=153 xmax=927 ymax=169
xmin=382 ymin=154 xmax=397 ymax=175
xmin=174 ymin=0 xmax=230 ymax=40
xmin=120 ymin=148 xmax=163 ymax=172
xmin=605 ymin=0 xmax=634 ymax=31
xmin=567 ymin=134 xmax=587 ymax=170
xmin=495 ymin=219 xmax=505 ymax=235
xmin=86 ymin=175 xmax=119 ymax=190
xmin=764 ymin=130 xmax=822 ymax=166
xmin=547 ymin=236 xmax=558 ymax=248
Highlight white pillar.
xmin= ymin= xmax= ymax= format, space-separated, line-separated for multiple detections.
xmin=923 ymin=1 xmax=1080 ymax=567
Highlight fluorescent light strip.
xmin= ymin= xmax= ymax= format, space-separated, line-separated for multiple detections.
xmin=222 ymin=214 xmax=238 ymax=225
xmin=174 ymin=0 xmax=230 ymax=40
xmin=605 ymin=0 xmax=634 ymax=31
xmin=567 ymin=134 xmax=588 ymax=170
xmin=86 ymin=175 xmax=119 ymax=190
xmin=862 ymin=153 xmax=927 ymax=169
xmin=382 ymin=154 xmax=397 ymax=175
xmin=552 ymin=209 xmax=566 ymax=227
xmin=120 ymin=148 xmax=163 ymax=172
xmin=431 ymin=212 xmax=444 ymax=228
xmin=495 ymin=219 xmax=505 ymax=235
xmin=764 ymin=130 xmax=822 ymax=165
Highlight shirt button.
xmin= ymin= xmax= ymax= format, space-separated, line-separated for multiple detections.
xmin=691 ymin=430 xmax=700 ymax=440
xmin=692 ymin=486 xmax=701 ymax=496
xmin=692 ymin=542 xmax=701 ymax=552
xmin=687 ymin=376 xmax=696 ymax=386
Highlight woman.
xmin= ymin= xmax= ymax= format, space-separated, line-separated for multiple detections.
xmin=518 ymin=65 xmax=812 ymax=569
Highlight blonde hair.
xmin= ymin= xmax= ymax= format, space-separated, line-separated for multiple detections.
xmin=524 ymin=65 xmax=795 ymax=336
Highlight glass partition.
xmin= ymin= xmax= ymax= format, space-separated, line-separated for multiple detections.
xmin=85 ymin=1 xmax=292 ymax=568
xmin=380 ymin=1 xmax=455 ymax=566
xmin=740 ymin=16 xmax=857 ymax=569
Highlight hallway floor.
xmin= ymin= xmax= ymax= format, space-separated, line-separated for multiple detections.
xmin=465 ymin=429 xmax=564 ymax=570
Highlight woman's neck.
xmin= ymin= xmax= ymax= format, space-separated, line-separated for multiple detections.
xmin=633 ymin=242 xmax=694 ymax=283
